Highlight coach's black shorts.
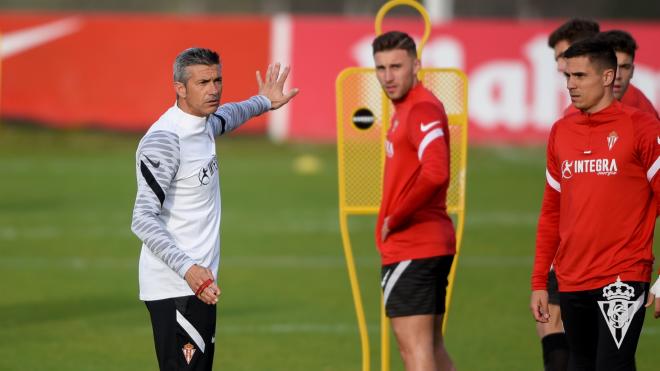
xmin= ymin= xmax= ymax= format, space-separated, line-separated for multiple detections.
xmin=547 ymin=268 xmax=560 ymax=305
xmin=380 ymin=255 xmax=454 ymax=318
xmin=145 ymin=295 xmax=216 ymax=371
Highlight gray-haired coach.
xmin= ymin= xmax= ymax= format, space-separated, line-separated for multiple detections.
xmin=131 ymin=48 xmax=298 ymax=371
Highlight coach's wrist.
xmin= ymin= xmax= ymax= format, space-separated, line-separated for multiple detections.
xmin=178 ymin=260 xmax=196 ymax=279
xmin=255 ymin=95 xmax=272 ymax=111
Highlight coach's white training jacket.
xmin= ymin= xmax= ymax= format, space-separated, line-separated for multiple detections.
xmin=131 ymin=96 xmax=270 ymax=301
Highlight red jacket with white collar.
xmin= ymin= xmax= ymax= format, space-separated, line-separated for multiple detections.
xmin=532 ymin=100 xmax=660 ymax=292
xmin=376 ymin=84 xmax=456 ymax=265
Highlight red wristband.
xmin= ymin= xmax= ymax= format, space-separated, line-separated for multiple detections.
xmin=195 ymin=279 xmax=214 ymax=296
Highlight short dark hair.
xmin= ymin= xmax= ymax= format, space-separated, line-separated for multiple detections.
xmin=563 ymin=38 xmax=617 ymax=72
xmin=594 ymin=30 xmax=638 ymax=60
xmin=548 ymin=18 xmax=600 ymax=48
xmin=173 ymin=48 xmax=220 ymax=83
xmin=372 ymin=31 xmax=417 ymax=57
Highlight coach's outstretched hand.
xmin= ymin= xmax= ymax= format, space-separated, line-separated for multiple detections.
xmin=257 ymin=63 xmax=299 ymax=110
xmin=530 ymin=290 xmax=550 ymax=323
xmin=645 ymin=276 xmax=660 ymax=319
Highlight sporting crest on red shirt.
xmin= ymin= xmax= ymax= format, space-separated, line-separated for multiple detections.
xmin=607 ymin=131 xmax=618 ymax=151
xmin=391 ymin=119 xmax=399 ymax=132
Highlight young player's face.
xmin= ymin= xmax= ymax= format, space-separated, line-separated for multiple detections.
xmin=553 ymin=39 xmax=571 ymax=73
xmin=374 ymin=49 xmax=420 ymax=101
xmin=175 ymin=64 xmax=223 ymax=117
xmin=612 ymin=51 xmax=634 ymax=100
xmin=564 ymin=56 xmax=615 ymax=113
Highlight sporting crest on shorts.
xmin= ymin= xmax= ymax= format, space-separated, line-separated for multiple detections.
xmin=182 ymin=342 xmax=196 ymax=364
xmin=597 ymin=277 xmax=643 ymax=349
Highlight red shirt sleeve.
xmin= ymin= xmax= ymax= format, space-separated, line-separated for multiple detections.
xmin=631 ymin=111 xmax=660 ymax=275
xmin=638 ymin=95 xmax=659 ymax=120
xmin=623 ymin=85 xmax=659 ymax=120
xmin=632 ymin=111 xmax=660 ymax=214
xmin=387 ymin=102 xmax=450 ymax=230
xmin=532 ymin=124 xmax=561 ymax=290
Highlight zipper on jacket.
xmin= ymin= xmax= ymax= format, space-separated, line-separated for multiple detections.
xmin=584 ymin=114 xmax=593 ymax=155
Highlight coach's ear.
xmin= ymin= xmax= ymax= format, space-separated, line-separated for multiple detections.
xmin=174 ymin=81 xmax=187 ymax=99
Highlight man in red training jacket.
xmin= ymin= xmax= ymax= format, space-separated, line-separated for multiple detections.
xmin=373 ymin=31 xmax=456 ymax=371
xmin=530 ymin=38 xmax=660 ymax=370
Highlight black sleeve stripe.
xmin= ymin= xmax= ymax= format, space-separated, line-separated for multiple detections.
xmin=213 ymin=113 xmax=227 ymax=135
xmin=140 ymin=161 xmax=166 ymax=206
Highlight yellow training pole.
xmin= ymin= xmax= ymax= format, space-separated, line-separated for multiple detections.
xmin=379 ymin=88 xmax=391 ymax=371
xmin=374 ymin=0 xmax=431 ymax=60
xmin=440 ymin=68 xmax=469 ymax=330
xmin=338 ymin=211 xmax=370 ymax=371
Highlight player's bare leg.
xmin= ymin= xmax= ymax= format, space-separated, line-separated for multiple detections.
xmin=536 ymin=303 xmax=563 ymax=337
xmin=391 ymin=314 xmax=438 ymax=371
xmin=433 ymin=314 xmax=456 ymax=371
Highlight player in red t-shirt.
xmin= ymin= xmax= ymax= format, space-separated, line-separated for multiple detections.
xmin=541 ymin=18 xmax=600 ymax=371
xmin=550 ymin=18 xmax=600 ymax=75
xmin=531 ymin=39 xmax=660 ymax=369
xmin=622 ymin=84 xmax=658 ymax=119
xmin=372 ymin=31 xmax=456 ymax=371
xmin=595 ymin=30 xmax=659 ymax=119
xmin=564 ymin=30 xmax=658 ymax=119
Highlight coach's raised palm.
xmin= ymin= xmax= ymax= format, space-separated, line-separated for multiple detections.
xmin=256 ymin=62 xmax=299 ymax=110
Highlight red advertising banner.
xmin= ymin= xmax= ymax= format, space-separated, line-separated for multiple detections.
xmin=288 ymin=17 xmax=660 ymax=143
xmin=1 ymin=14 xmax=658 ymax=143
xmin=0 ymin=13 xmax=270 ymax=132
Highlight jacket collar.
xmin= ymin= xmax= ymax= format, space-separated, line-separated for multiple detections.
xmin=393 ymin=83 xmax=424 ymax=110
xmin=171 ymin=102 xmax=208 ymax=135
xmin=573 ymin=100 xmax=622 ymax=125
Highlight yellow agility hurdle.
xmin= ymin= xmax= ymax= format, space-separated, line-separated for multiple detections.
xmin=335 ymin=1 xmax=468 ymax=370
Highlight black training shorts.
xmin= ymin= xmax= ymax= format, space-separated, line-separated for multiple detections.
xmin=547 ymin=268 xmax=560 ymax=305
xmin=145 ymin=295 xmax=216 ymax=371
xmin=381 ymin=255 xmax=454 ymax=318
xmin=559 ymin=280 xmax=648 ymax=370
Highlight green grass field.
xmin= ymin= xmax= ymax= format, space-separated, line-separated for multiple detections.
xmin=1 ymin=123 xmax=659 ymax=370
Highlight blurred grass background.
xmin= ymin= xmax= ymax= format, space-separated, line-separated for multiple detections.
xmin=1 ymin=122 xmax=659 ymax=370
